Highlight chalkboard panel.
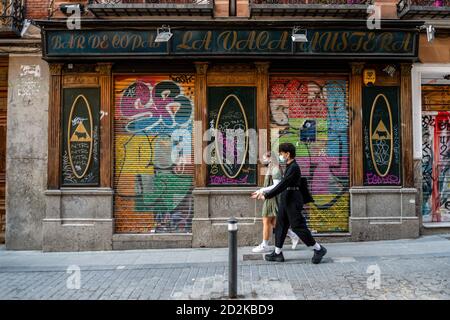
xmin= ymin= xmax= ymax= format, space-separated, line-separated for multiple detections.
xmin=362 ymin=86 xmax=401 ymax=186
xmin=207 ymin=87 xmax=257 ymax=186
xmin=62 ymin=88 xmax=100 ymax=186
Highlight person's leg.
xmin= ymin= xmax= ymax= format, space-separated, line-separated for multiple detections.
xmin=287 ymin=228 xmax=299 ymax=240
xmin=288 ymin=208 xmax=327 ymax=264
xmin=290 ymin=218 xmax=316 ymax=247
xmin=265 ymin=209 xmax=289 ymax=262
xmin=271 ymin=217 xmax=277 ymax=229
xmin=262 ymin=217 xmax=271 ymax=245
xmin=252 ymin=217 xmax=273 ymax=253
xmin=287 ymin=228 xmax=300 ymax=250
xmin=274 ymin=208 xmax=290 ymax=252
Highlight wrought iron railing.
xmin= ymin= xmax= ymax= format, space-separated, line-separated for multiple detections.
xmin=87 ymin=0 xmax=214 ymax=17
xmin=397 ymin=0 xmax=450 ymax=18
xmin=405 ymin=0 xmax=450 ymax=5
xmin=88 ymin=0 xmax=213 ymax=4
xmin=0 ymin=0 xmax=25 ymax=35
xmin=250 ymin=0 xmax=371 ymax=4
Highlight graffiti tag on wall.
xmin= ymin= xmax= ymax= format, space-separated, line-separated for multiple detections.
xmin=422 ymin=112 xmax=450 ymax=223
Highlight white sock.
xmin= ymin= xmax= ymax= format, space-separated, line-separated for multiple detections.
xmin=275 ymin=247 xmax=282 ymax=254
xmin=313 ymin=243 xmax=321 ymax=251
xmin=262 ymin=240 xmax=269 ymax=247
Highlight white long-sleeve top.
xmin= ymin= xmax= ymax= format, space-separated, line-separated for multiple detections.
xmin=256 ymin=179 xmax=280 ymax=195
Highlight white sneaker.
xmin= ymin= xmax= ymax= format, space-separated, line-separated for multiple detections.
xmin=291 ymin=237 xmax=299 ymax=250
xmin=252 ymin=243 xmax=271 ymax=253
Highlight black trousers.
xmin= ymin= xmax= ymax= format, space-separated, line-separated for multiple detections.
xmin=275 ymin=205 xmax=316 ymax=249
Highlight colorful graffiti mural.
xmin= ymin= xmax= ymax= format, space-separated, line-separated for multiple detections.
xmin=269 ymin=78 xmax=350 ymax=233
xmin=114 ymin=75 xmax=195 ymax=233
xmin=422 ymin=112 xmax=450 ymax=223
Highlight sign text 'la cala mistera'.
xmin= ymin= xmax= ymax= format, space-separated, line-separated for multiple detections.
xmin=45 ymin=29 xmax=417 ymax=57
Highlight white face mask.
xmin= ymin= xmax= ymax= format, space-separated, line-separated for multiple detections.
xmin=279 ymin=155 xmax=286 ymax=163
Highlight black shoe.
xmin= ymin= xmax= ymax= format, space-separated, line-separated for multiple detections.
xmin=312 ymin=245 xmax=327 ymax=264
xmin=265 ymin=250 xmax=285 ymax=262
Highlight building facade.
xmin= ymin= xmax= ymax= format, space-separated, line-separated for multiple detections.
xmin=3 ymin=0 xmax=449 ymax=251
xmin=1 ymin=0 xmax=49 ymax=248
xmin=410 ymin=2 xmax=450 ymax=234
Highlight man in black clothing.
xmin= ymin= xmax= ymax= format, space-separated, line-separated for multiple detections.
xmin=252 ymin=143 xmax=327 ymax=264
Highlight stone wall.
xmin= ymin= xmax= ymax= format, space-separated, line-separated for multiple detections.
xmin=6 ymin=55 xmax=49 ymax=250
xmin=350 ymin=188 xmax=420 ymax=241
xmin=43 ymin=189 xmax=113 ymax=252
xmin=192 ymin=187 xmax=263 ymax=248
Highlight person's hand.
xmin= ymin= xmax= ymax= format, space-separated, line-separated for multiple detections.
xmin=251 ymin=192 xmax=259 ymax=199
xmin=257 ymin=193 xmax=265 ymax=200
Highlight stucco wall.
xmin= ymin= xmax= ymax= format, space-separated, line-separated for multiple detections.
xmin=6 ymin=55 xmax=49 ymax=250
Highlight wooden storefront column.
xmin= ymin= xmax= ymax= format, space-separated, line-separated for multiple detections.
xmin=48 ymin=64 xmax=63 ymax=189
xmin=255 ymin=62 xmax=270 ymax=187
xmin=349 ymin=62 xmax=364 ymax=187
xmin=400 ymin=63 xmax=414 ymax=188
xmin=97 ymin=63 xmax=113 ymax=188
xmin=194 ymin=62 xmax=209 ymax=187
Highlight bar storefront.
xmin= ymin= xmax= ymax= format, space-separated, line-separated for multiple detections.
xmin=39 ymin=20 xmax=421 ymax=251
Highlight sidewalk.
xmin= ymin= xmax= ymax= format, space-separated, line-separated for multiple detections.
xmin=1 ymin=234 xmax=450 ymax=300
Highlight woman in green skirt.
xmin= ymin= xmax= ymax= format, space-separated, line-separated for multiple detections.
xmin=251 ymin=151 xmax=299 ymax=253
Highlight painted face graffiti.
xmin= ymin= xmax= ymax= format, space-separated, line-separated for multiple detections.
xmin=269 ymin=78 xmax=350 ymax=233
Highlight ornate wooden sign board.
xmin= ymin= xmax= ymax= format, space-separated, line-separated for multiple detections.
xmin=45 ymin=29 xmax=418 ymax=58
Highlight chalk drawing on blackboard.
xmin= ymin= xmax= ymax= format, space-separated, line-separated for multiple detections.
xmin=70 ymin=122 xmax=92 ymax=142
xmin=214 ymin=94 xmax=249 ymax=179
xmin=369 ymin=94 xmax=393 ymax=177
xmin=371 ymin=120 xmax=391 ymax=140
xmin=68 ymin=94 xmax=93 ymax=180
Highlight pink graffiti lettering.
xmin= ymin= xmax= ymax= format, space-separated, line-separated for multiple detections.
xmin=209 ymin=175 xmax=249 ymax=185
xmin=365 ymin=172 xmax=400 ymax=185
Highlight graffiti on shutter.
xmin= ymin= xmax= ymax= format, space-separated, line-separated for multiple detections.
xmin=422 ymin=111 xmax=450 ymax=223
xmin=114 ymin=75 xmax=195 ymax=233
xmin=269 ymin=77 xmax=350 ymax=233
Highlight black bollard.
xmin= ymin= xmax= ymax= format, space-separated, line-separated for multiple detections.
xmin=228 ymin=217 xmax=238 ymax=299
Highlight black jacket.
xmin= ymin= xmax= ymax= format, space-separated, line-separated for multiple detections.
xmin=264 ymin=160 xmax=304 ymax=211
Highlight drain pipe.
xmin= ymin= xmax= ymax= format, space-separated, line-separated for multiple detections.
xmin=229 ymin=0 xmax=237 ymax=16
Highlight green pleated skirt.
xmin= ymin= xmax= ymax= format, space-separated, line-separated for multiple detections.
xmin=261 ymin=197 xmax=278 ymax=217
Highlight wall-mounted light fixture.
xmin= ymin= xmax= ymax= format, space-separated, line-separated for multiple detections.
xmin=155 ymin=25 xmax=173 ymax=43
xmin=291 ymin=27 xmax=308 ymax=43
xmin=20 ymin=19 xmax=32 ymax=38
xmin=419 ymin=24 xmax=435 ymax=43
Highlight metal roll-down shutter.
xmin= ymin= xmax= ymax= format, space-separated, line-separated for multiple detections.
xmin=114 ymin=75 xmax=195 ymax=233
xmin=269 ymin=77 xmax=350 ymax=233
